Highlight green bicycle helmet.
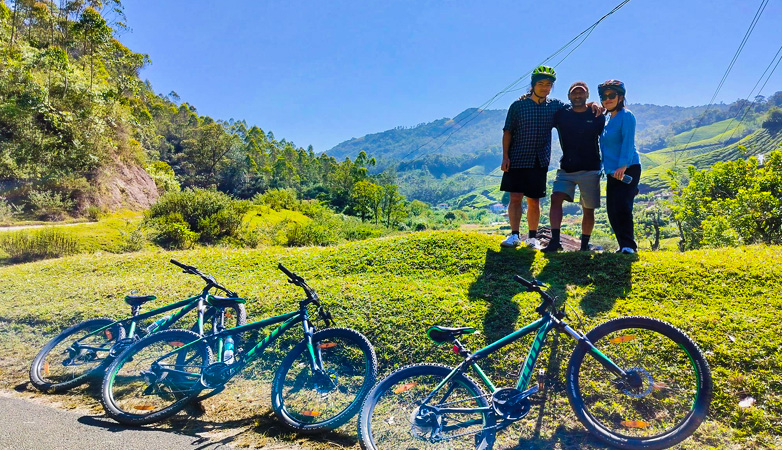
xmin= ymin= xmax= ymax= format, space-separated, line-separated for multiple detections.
xmin=531 ymin=65 xmax=557 ymax=85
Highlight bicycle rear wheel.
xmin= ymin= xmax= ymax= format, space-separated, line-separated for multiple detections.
xmin=272 ymin=327 xmax=377 ymax=432
xmin=358 ymin=363 xmax=495 ymax=450
xmin=566 ymin=316 xmax=712 ymax=450
xmin=101 ymin=329 xmax=211 ymax=425
xmin=30 ymin=318 xmax=125 ymax=393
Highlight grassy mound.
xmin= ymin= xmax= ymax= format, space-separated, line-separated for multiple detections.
xmin=1 ymin=231 xmax=780 ymax=448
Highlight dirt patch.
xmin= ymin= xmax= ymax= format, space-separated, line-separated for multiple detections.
xmin=91 ymin=157 xmax=159 ymax=211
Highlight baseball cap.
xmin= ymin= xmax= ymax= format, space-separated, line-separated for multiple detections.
xmin=569 ymin=81 xmax=589 ymax=94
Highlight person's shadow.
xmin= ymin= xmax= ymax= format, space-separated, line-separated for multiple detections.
xmin=535 ymin=251 xmax=637 ymax=315
xmin=468 ymin=246 xmax=536 ymax=343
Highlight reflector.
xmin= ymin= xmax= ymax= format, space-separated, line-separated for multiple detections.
xmin=393 ymin=382 xmax=418 ymax=394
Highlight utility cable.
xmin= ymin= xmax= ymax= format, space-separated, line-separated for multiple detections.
xmin=721 ymin=46 xmax=782 ymax=146
xmin=675 ymin=0 xmax=769 ymax=165
xmin=395 ymin=0 xmax=632 ymax=163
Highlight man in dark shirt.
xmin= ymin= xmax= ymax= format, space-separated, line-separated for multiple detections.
xmin=541 ymin=81 xmax=605 ymax=252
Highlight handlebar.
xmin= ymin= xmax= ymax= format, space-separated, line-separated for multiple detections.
xmin=278 ymin=263 xmax=333 ymax=326
xmin=514 ymin=275 xmax=557 ymax=316
xmin=170 ymin=259 xmax=238 ymax=297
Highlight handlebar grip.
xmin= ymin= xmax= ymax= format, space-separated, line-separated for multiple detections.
xmin=170 ymin=259 xmax=197 ymax=273
xmin=278 ymin=263 xmax=296 ymax=279
xmin=513 ymin=275 xmax=535 ymax=289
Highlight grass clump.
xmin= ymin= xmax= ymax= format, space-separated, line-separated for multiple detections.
xmin=0 ymin=228 xmax=79 ymax=262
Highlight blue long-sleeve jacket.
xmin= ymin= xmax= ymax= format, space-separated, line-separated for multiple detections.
xmin=600 ymin=108 xmax=640 ymax=173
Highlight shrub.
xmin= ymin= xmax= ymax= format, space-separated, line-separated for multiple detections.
xmin=253 ymin=188 xmax=299 ymax=211
xmin=28 ymin=190 xmax=74 ymax=221
xmin=147 ymin=188 xmax=249 ymax=245
xmin=116 ymin=227 xmax=147 ymax=253
xmin=146 ymin=162 xmax=181 ymax=194
xmin=286 ymin=221 xmax=339 ymax=247
xmin=0 ymin=197 xmax=20 ymax=222
xmin=150 ymin=213 xmax=199 ymax=249
xmin=0 ymin=228 xmax=79 ymax=262
xmin=85 ymin=206 xmax=102 ymax=221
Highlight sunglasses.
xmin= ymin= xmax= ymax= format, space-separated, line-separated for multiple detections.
xmin=600 ymin=92 xmax=618 ymax=101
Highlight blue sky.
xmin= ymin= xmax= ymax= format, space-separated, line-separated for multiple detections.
xmin=119 ymin=0 xmax=782 ymax=152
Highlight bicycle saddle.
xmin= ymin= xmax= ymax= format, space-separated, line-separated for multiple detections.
xmin=124 ymin=295 xmax=157 ymax=307
xmin=206 ymin=295 xmax=246 ymax=308
xmin=426 ymin=326 xmax=477 ymax=345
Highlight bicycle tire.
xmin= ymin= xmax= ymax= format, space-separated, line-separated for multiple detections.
xmin=30 ymin=318 xmax=125 ymax=393
xmin=358 ymin=363 xmax=496 ymax=450
xmin=566 ymin=316 xmax=712 ymax=450
xmin=271 ymin=327 xmax=378 ymax=432
xmin=101 ymin=329 xmax=212 ymax=425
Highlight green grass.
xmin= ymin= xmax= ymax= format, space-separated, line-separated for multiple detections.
xmin=1 ymin=231 xmax=780 ymax=448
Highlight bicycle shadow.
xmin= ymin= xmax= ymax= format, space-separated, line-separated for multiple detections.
xmin=467 ymin=247 xmax=536 ymax=342
xmin=535 ymin=251 xmax=637 ymax=315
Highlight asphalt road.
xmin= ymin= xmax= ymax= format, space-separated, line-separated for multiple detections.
xmin=0 ymin=394 xmax=233 ymax=450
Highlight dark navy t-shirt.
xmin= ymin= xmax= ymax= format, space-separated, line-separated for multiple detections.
xmin=553 ymin=107 xmax=604 ymax=172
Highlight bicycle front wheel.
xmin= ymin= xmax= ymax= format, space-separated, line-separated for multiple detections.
xmin=101 ymin=329 xmax=212 ymax=425
xmin=359 ymin=363 xmax=495 ymax=450
xmin=30 ymin=318 xmax=125 ymax=393
xmin=566 ymin=316 xmax=712 ymax=450
xmin=271 ymin=327 xmax=378 ymax=432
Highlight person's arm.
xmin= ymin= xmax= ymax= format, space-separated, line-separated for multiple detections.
xmin=502 ymin=130 xmax=512 ymax=171
xmin=501 ymin=104 xmax=517 ymax=172
xmin=586 ymin=102 xmax=605 ymax=117
xmin=612 ymin=112 xmax=636 ymax=179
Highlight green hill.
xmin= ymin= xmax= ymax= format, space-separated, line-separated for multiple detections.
xmin=1 ymin=231 xmax=780 ymax=448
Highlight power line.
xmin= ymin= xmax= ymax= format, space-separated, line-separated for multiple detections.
xmin=394 ymin=0 xmax=632 ymax=163
xmin=720 ymin=46 xmax=782 ymax=146
xmin=674 ymin=0 xmax=769 ymax=164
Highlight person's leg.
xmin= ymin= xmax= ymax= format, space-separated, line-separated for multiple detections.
xmin=508 ymin=192 xmax=524 ymax=233
xmin=607 ymin=166 xmax=640 ymax=251
xmin=526 ymin=197 xmax=540 ymax=238
xmin=580 ymin=208 xmax=595 ymax=250
xmin=542 ymin=192 xmax=567 ymax=252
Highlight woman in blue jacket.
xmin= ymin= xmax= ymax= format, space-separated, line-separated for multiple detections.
xmin=598 ymin=80 xmax=641 ymax=253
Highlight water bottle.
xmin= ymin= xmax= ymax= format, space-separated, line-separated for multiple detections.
xmin=145 ymin=314 xmax=172 ymax=334
xmin=223 ymin=336 xmax=235 ymax=364
xmin=621 ymin=174 xmax=633 ymax=184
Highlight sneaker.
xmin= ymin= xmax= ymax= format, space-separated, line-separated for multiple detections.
xmin=616 ymin=247 xmax=635 ymax=254
xmin=501 ymin=234 xmax=522 ymax=247
xmin=541 ymin=242 xmax=563 ymax=253
xmin=524 ymin=237 xmax=541 ymax=249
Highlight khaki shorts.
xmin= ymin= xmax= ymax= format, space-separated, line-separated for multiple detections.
xmin=552 ymin=170 xmax=601 ymax=209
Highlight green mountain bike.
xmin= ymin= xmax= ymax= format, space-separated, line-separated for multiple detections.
xmin=100 ymin=263 xmax=378 ymax=432
xmin=29 ymin=259 xmax=246 ymax=393
xmin=358 ymin=275 xmax=712 ymax=450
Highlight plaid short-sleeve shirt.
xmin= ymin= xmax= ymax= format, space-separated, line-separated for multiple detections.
xmin=503 ymin=97 xmax=566 ymax=169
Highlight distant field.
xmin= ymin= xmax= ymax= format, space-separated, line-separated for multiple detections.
xmin=1 ymin=231 xmax=780 ymax=449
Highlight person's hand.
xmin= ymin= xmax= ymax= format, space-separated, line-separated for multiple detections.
xmin=588 ymin=102 xmax=605 ymax=117
xmin=613 ymin=166 xmax=627 ymax=180
xmin=501 ymin=157 xmax=511 ymax=172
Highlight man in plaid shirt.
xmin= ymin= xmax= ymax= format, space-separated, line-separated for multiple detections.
xmin=500 ymin=66 xmax=599 ymax=248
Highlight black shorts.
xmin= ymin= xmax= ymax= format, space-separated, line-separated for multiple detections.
xmin=500 ymin=167 xmax=548 ymax=198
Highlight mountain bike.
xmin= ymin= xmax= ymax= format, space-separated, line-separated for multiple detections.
xmin=29 ymin=259 xmax=246 ymax=394
xmin=358 ymin=275 xmax=712 ymax=450
xmin=101 ymin=263 xmax=378 ymax=432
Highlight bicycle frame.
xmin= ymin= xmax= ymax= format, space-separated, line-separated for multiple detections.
xmin=66 ymin=291 xmax=211 ymax=360
xmin=152 ymin=298 xmax=320 ymax=390
xmin=421 ymin=311 xmax=629 ymax=420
